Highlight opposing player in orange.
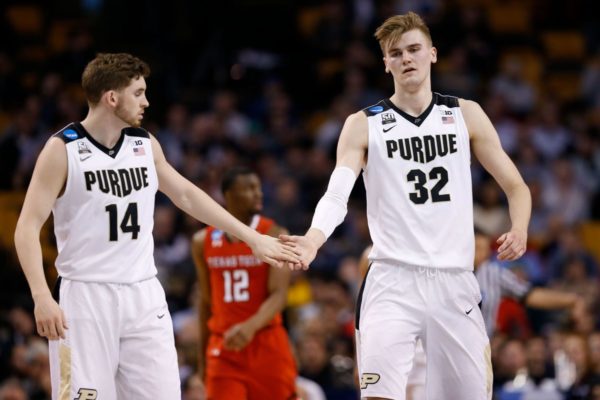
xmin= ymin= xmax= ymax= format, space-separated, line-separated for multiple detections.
xmin=192 ymin=167 xmax=297 ymax=400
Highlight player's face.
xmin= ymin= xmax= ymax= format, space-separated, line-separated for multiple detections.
xmin=228 ymin=174 xmax=263 ymax=214
xmin=383 ymin=29 xmax=437 ymax=90
xmin=114 ymin=76 xmax=149 ymax=127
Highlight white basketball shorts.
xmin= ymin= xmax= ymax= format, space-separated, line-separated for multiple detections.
xmin=48 ymin=277 xmax=180 ymax=400
xmin=355 ymin=262 xmax=492 ymax=400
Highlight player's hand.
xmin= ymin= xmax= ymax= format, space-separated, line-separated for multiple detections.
xmin=278 ymin=234 xmax=320 ymax=270
xmin=33 ymin=293 xmax=68 ymax=340
xmin=223 ymin=321 xmax=257 ymax=351
xmin=496 ymin=229 xmax=527 ymax=261
xmin=249 ymin=233 xmax=301 ymax=269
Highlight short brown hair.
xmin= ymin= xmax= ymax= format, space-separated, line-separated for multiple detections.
xmin=81 ymin=53 xmax=150 ymax=105
xmin=374 ymin=12 xmax=432 ymax=54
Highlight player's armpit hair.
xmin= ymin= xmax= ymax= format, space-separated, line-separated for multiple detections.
xmin=310 ymin=167 xmax=357 ymax=239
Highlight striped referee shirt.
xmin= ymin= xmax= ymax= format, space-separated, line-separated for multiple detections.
xmin=475 ymin=260 xmax=532 ymax=336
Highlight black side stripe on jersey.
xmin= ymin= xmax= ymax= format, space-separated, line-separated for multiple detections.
xmin=355 ymin=263 xmax=373 ymax=331
xmin=74 ymin=122 xmax=125 ymax=158
xmin=52 ymin=276 xmax=62 ymax=303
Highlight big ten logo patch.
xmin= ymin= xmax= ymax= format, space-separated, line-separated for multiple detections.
xmin=360 ymin=373 xmax=381 ymax=389
xmin=75 ymin=388 xmax=98 ymax=399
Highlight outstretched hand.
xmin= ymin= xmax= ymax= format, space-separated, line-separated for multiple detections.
xmin=496 ymin=229 xmax=527 ymax=261
xmin=278 ymin=234 xmax=319 ymax=270
xmin=249 ymin=234 xmax=301 ymax=268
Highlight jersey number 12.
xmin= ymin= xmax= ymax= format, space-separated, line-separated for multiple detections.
xmin=223 ymin=270 xmax=249 ymax=302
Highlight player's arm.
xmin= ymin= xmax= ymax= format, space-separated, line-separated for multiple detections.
xmin=498 ymin=265 xmax=586 ymax=316
xmin=223 ymin=224 xmax=292 ymax=352
xmin=525 ymin=288 xmax=584 ymax=312
xmin=191 ymin=229 xmax=211 ymax=379
xmin=280 ymin=112 xmax=368 ymax=269
xmin=150 ymin=135 xmax=298 ymax=268
xmin=461 ymin=99 xmax=531 ymax=261
xmin=14 ymin=137 xmax=68 ymax=340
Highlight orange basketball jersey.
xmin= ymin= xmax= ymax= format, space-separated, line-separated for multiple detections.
xmin=204 ymin=215 xmax=282 ymax=334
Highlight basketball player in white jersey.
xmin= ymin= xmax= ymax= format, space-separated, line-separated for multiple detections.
xmin=13 ymin=53 xmax=299 ymax=400
xmin=281 ymin=13 xmax=531 ymax=400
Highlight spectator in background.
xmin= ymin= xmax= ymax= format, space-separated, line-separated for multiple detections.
xmin=0 ymin=378 xmax=27 ymax=400
xmin=543 ymin=158 xmax=590 ymax=226
xmin=531 ymin=101 xmax=572 ymax=161
xmin=490 ymin=56 xmax=536 ymax=116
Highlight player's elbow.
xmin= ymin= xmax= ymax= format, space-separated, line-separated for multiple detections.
xmin=14 ymin=217 xmax=37 ymax=254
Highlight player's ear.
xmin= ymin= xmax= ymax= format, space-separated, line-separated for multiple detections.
xmin=103 ymin=90 xmax=119 ymax=108
xmin=383 ymin=57 xmax=390 ymax=73
xmin=431 ymin=47 xmax=438 ymax=64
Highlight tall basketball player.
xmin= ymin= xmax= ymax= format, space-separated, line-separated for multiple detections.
xmin=192 ymin=167 xmax=297 ymax=400
xmin=281 ymin=12 xmax=531 ymax=400
xmin=13 ymin=53 xmax=299 ymax=400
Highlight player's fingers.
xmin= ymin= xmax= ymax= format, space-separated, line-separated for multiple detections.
xmin=280 ymin=247 xmax=301 ymax=260
xmin=496 ymin=233 xmax=508 ymax=245
xmin=264 ymin=256 xmax=284 ymax=269
xmin=47 ymin=322 xmax=59 ymax=341
xmin=281 ymin=244 xmax=303 ymax=257
xmin=55 ymin=317 xmax=65 ymax=339
xmin=497 ymin=235 xmax=513 ymax=252
xmin=278 ymin=234 xmax=295 ymax=242
xmin=61 ymin=310 xmax=69 ymax=330
xmin=274 ymin=249 xmax=299 ymax=263
xmin=37 ymin=322 xmax=46 ymax=337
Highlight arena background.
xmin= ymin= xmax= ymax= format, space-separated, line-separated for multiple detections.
xmin=0 ymin=0 xmax=598 ymax=399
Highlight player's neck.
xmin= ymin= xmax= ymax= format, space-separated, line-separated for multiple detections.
xmin=389 ymin=87 xmax=432 ymax=117
xmin=80 ymin=108 xmax=129 ymax=149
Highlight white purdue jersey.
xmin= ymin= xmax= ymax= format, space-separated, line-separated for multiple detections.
xmin=363 ymin=93 xmax=474 ymax=270
xmin=52 ymin=123 xmax=158 ymax=283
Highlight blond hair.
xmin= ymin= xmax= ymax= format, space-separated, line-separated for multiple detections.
xmin=374 ymin=12 xmax=432 ymax=54
xmin=82 ymin=53 xmax=150 ymax=105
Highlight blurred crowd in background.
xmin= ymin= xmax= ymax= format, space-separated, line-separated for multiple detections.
xmin=0 ymin=0 xmax=599 ymax=399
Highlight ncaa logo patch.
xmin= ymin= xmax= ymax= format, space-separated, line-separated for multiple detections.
xmin=63 ymin=129 xmax=78 ymax=140
xmin=211 ymin=229 xmax=224 ymax=247
xmin=368 ymin=105 xmax=384 ymax=114
xmin=360 ymin=373 xmax=381 ymax=389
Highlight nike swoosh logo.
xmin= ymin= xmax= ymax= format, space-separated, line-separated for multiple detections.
xmin=383 ymin=125 xmax=396 ymax=133
xmin=157 ymin=314 xmax=165 ymax=319
xmin=465 ymin=307 xmax=473 ymax=315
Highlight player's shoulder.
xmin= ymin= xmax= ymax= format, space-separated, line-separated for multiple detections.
xmin=123 ymin=126 xmax=151 ymax=139
xmin=192 ymin=227 xmax=209 ymax=245
xmin=433 ymin=92 xmax=460 ymax=108
xmin=360 ymin=99 xmax=393 ymax=117
xmin=52 ymin=122 xmax=83 ymax=144
xmin=456 ymin=97 xmax=483 ymax=115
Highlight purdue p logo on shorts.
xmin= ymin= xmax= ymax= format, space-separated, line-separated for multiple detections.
xmin=360 ymin=373 xmax=381 ymax=389
xmin=75 ymin=388 xmax=98 ymax=400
